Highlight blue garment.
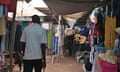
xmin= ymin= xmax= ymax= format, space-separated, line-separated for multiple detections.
xmin=113 ymin=47 xmax=120 ymax=54
xmin=52 ymin=36 xmax=58 ymax=55
xmin=79 ymin=26 xmax=89 ymax=36
xmin=0 ymin=5 xmax=6 ymax=18
xmin=0 ymin=5 xmax=4 ymax=18
xmin=94 ymin=43 xmax=106 ymax=53
xmin=91 ymin=43 xmax=106 ymax=72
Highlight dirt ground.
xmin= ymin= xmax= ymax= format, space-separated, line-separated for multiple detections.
xmin=13 ymin=56 xmax=83 ymax=72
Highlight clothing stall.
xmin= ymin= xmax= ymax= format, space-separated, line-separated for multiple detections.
xmin=89 ymin=0 xmax=120 ymax=72
xmin=0 ymin=0 xmax=17 ymax=72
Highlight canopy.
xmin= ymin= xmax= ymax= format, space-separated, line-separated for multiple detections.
xmin=43 ymin=0 xmax=107 ymax=15
xmin=16 ymin=1 xmax=46 ymax=17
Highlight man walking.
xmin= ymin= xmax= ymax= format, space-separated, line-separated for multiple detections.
xmin=20 ymin=15 xmax=47 ymax=72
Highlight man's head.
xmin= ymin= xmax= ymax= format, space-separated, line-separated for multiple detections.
xmin=32 ymin=15 xmax=40 ymax=24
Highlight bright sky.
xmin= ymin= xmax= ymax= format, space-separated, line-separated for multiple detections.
xmin=16 ymin=0 xmax=48 ymax=16
xmin=29 ymin=0 xmax=48 ymax=8
xmin=8 ymin=0 xmax=48 ymax=18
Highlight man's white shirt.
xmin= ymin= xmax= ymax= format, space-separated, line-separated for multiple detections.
xmin=20 ymin=23 xmax=47 ymax=60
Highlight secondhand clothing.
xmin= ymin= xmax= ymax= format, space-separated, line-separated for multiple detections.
xmin=20 ymin=23 xmax=47 ymax=60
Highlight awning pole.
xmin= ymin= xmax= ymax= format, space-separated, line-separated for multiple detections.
xmin=9 ymin=0 xmax=17 ymax=72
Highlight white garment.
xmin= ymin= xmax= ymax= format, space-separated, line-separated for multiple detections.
xmin=90 ymin=47 xmax=95 ymax=64
xmin=20 ymin=23 xmax=47 ymax=60
xmin=114 ymin=38 xmax=119 ymax=48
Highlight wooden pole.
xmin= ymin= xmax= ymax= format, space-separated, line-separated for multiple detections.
xmin=9 ymin=0 xmax=17 ymax=72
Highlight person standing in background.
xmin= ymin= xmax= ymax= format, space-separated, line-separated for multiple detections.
xmin=20 ymin=15 xmax=47 ymax=72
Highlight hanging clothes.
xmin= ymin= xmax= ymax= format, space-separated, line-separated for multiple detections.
xmin=91 ymin=43 xmax=106 ymax=72
xmin=5 ymin=24 xmax=10 ymax=50
xmin=52 ymin=36 xmax=58 ymax=55
xmin=47 ymin=29 xmax=54 ymax=49
xmin=0 ymin=0 xmax=10 ymax=5
xmin=0 ymin=36 xmax=6 ymax=65
xmin=1 ymin=36 xmax=5 ymax=51
xmin=108 ymin=0 xmax=120 ymax=17
xmin=97 ymin=58 xmax=118 ymax=72
xmin=0 ymin=5 xmax=6 ymax=18
xmin=0 ymin=5 xmax=4 ymax=18
xmin=0 ymin=16 xmax=5 ymax=35
xmin=116 ymin=0 xmax=120 ymax=27
xmin=104 ymin=16 xmax=116 ymax=49
xmin=14 ymin=24 xmax=22 ymax=52
xmin=21 ymin=21 xmax=29 ymax=31
xmin=8 ymin=0 xmax=17 ymax=12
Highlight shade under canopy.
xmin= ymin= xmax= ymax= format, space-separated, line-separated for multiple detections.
xmin=43 ymin=0 xmax=107 ymax=15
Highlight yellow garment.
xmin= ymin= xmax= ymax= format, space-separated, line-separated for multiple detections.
xmin=74 ymin=34 xmax=87 ymax=44
xmin=79 ymin=35 xmax=87 ymax=44
xmin=74 ymin=34 xmax=80 ymax=42
xmin=0 ymin=16 xmax=5 ymax=35
xmin=105 ymin=16 xmax=116 ymax=49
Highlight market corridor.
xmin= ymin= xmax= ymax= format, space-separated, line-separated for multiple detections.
xmin=13 ymin=56 xmax=83 ymax=72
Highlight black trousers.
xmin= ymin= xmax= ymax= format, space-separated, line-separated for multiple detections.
xmin=23 ymin=59 xmax=42 ymax=72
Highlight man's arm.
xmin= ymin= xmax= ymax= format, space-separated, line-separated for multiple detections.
xmin=41 ymin=43 xmax=47 ymax=68
xmin=20 ymin=28 xmax=27 ymax=56
xmin=41 ymin=29 xmax=47 ymax=68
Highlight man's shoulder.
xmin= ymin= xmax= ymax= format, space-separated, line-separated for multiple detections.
xmin=24 ymin=26 xmax=31 ymax=31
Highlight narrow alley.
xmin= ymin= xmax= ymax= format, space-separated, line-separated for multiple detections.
xmin=13 ymin=56 xmax=83 ymax=72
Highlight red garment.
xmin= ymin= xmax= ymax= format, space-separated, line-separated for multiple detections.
xmin=0 ymin=0 xmax=17 ymax=12
xmin=8 ymin=0 xmax=17 ymax=12
xmin=0 ymin=0 xmax=10 ymax=5
xmin=97 ymin=58 xmax=118 ymax=72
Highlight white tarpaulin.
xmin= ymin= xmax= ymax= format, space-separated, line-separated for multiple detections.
xmin=16 ymin=1 xmax=46 ymax=17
